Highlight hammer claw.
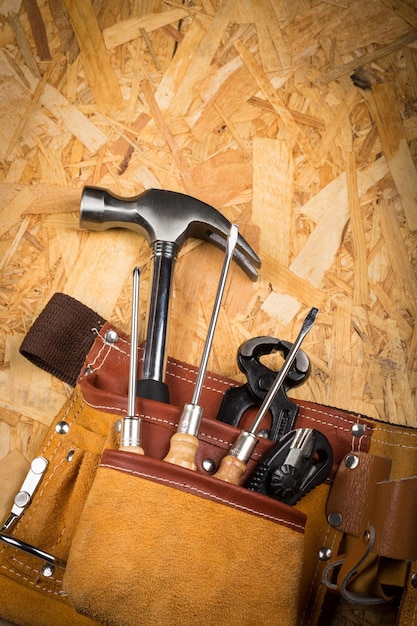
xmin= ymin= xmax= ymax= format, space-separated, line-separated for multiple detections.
xmin=207 ymin=232 xmax=260 ymax=281
xmin=80 ymin=186 xmax=260 ymax=280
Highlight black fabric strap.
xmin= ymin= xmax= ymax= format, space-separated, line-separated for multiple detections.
xmin=19 ymin=293 xmax=106 ymax=386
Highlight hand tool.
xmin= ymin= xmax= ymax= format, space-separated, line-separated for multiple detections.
xmin=80 ymin=186 xmax=261 ymax=404
xmin=1 ymin=456 xmax=49 ymax=532
xmin=0 ymin=456 xmax=66 ymax=569
xmin=245 ymin=428 xmax=333 ymax=504
xmin=164 ymin=224 xmax=238 ymax=470
xmin=213 ymin=308 xmax=319 ymax=484
xmin=216 ymin=336 xmax=310 ymax=440
xmin=120 ymin=267 xmax=144 ymax=455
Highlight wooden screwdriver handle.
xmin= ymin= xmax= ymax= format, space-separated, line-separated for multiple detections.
xmin=119 ymin=445 xmax=145 ymax=455
xmin=213 ymin=455 xmax=247 ymax=484
xmin=164 ymin=432 xmax=199 ymax=471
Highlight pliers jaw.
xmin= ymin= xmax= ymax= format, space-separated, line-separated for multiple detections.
xmin=217 ymin=336 xmax=310 ymax=440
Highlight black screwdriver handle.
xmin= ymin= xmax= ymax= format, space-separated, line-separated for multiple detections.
xmin=245 ymin=462 xmax=270 ymax=494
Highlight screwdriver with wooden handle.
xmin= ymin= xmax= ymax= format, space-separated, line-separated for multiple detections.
xmin=120 ymin=266 xmax=145 ymax=455
xmin=213 ymin=307 xmax=319 ymax=484
xmin=164 ymin=224 xmax=239 ymax=470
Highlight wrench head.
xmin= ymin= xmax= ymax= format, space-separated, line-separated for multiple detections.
xmin=80 ymin=186 xmax=261 ymax=280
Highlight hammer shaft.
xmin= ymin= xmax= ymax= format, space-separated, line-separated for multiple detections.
xmin=136 ymin=241 xmax=176 ymax=402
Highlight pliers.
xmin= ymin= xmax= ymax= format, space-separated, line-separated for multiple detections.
xmin=216 ymin=336 xmax=310 ymax=441
xmin=245 ymin=427 xmax=333 ymax=504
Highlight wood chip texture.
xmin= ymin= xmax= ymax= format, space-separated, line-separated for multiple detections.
xmin=0 ymin=2 xmax=417 ymax=623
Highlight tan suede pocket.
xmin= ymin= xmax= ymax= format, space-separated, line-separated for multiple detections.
xmin=0 ymin=390 xmax=113 ymax=626
xmin=64 ymin=451 xmax=306 ymax=626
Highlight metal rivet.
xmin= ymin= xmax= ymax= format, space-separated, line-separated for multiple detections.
xmin=411 ymin=573 xmax=417 ymax=588
xmin=259 ymin=374 xmax=275 ymax=391
xmin=104 ymin=329 xmax=119 ymax=344
xmin=318 ymin=547 xmax=332 ymax=561
xmin=202 ymin=458 xmax=216 ymax=473
xmin=328 ymin=512 xmax=343 ymax=527
xmin=115 ymin=420 xmax=122 ymax=433
xmin=257 ymin=429 xmax=269 ymax=439
xmin=31 ymin=457 xmax=48 ymax=474
xmin=56 ymin=421 xmax=69 ymax=435
xmin=84 ymin=366 xmax=93 ymax=375
xmin=363 ymin=529 xmax=371 ymax=544
xmin=66 ymin=450 xmax=75 ymax=462
xmin=41 ymin=564 xmax=55 ymax=578
xmin=351 ymin=423 xmax=365 ymax=437
xmin=14 ymin=491 xmax=31 ymax=508
xmin=345 ymin=454 xmax=360 ymax=469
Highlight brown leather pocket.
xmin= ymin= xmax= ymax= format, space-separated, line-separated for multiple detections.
xmin=64 ymin=452 xmax=306 ymax=626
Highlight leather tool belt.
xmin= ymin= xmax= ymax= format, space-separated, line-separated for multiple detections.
xmin=0 ymin=293 xmax=416 ymax=626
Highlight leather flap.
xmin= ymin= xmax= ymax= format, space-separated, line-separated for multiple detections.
xmin=326 ymin=452 xmax=391 ymax=537
xmin=372 ymin=476 xmax=417 ymax=560
xmin=327 ymin=452 xmax=417 ymax=560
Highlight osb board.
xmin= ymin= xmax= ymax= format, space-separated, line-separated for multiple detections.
xmin=0 ymin=0 xmax=416 ymax=621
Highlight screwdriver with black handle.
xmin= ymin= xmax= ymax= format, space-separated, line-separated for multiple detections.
xmin=213 ymin=307 xmax=319 ymax=484
xmin=164 ymin=224 xmax=238 ymax=470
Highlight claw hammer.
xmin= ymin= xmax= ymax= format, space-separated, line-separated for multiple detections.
xmin=80 ymin=187 xmax=261 ymax=403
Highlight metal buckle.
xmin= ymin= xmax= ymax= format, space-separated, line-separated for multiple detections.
xmin=0 ymin=455 xmax=66 ymax=571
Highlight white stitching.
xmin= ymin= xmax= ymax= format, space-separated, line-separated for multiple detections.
xmin=0 ymin=396 xmax=83 ymax=585
xmin=38 ymin=392 xmax=79 ymax=458
xmin=370 ymin=439 xmax=417 ymax=450
xmin=373 ymin=425 xmax=417 ymax=439
xmin=26 ymin=457 xmax=67 ymax=518
xmin=299 ymin=414 xmax=359 ymax=434
xmin=83 ymin=330 xmax=414 ymax=449
xmin=166 ymin=370 xmax=226 ymax=395
xmin=100 ymin=462 xmax=305 ymax=531
xmin=301 ymin=525 xmax=339 ymax=625
xmin=81 ymin=398 xmax=265 ymax=459
xmin=0 ymin=562 xmax=64 ymax=595
xmin=297 ymin=403 xmax=372 ymax=430
xmin=81 ymin=397 xmax=126 ymax=415
xmin=81 ymin=396 xmax=177 ymax=425
xmin=82 ymin=329 xmax=233 ymax=392
xmin=4 ymin=553 xmax=64 ymax=585
xmin=80 ymin=342 xmax=112 ymax=377
xmin=81 ymin=393 xmax=361 ymax=436
xmin=166 ymin=358 xmax=232 ymax=388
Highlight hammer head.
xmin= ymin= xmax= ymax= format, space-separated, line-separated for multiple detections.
xmin=80 ymin=186 xmax=261 ymax=280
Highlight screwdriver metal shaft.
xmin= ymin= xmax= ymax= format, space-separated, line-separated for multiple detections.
xmin=164 ymin=224 xmax=239 ymax=470
xmin=214 ymin=307 xmax=319 ymax=484
xmin=120 ymin=267 xmax=144 ymax=454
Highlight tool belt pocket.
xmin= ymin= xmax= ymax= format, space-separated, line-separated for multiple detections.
xmin=64 ymin=327 xmax=309 ymax=622
xmin=1 ymin=306 xmax=379 ymax=626
xmin=0 ymin=389 xmax=118 ymax=607
xmin=63 ymin=443 xmax=306 ymax=626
